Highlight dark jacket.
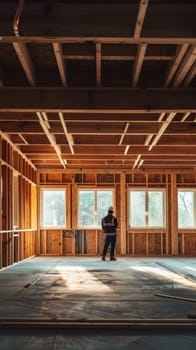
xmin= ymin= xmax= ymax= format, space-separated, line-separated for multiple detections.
xmin=102 ymin=214 xmax=118 ymax=235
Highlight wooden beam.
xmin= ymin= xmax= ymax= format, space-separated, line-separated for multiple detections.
xmin=13 ymin=42 xmax=35 ymax=86
xmin=134 ymin=0 xmax=149 ymax=37
xmin=1 ymin=37 xmax=196 ymax=46
xmin=119 ymin=123 xmax=129 ymax=145
xmin=120 ymin=173 xmax=126 ymax=255
xmin=164 ymin=44 xmax=189 ymax=87
xmin=181 ymin=112 xmax=191 ymax=122
xmin=144 ymin=134 xmax=154 ymax=146
xmin=63 ymin=54 xmax=172 ymax=61
xmin=1 ymin=317 xmax=196 ymax=329
xmin=172 ymin=45 xmax=196 ymax=87
xmin=132 ymin=43 xmax=147 ymax=87
xmin=148 ymin=113 xmax=176 ymax=151
xmin=170 ymin=174 xmax=178 ymax=256
xmin=133 ymin=154 xmax=141 ymax=169
xmin=58 ymin=112 xmax=74 ymax=155
xmin=96 ymin=43 xmax=101 ymax=87
xmin=36 ymin=112 xmax=66 ymax=168
xmin=0 ymin=132 xmax=36 ymax=170
xmin=0 ymin=88 xmax=195 ymax=112
xmin=53 ymin=42 xmax=67 ymax=87
xmin=182 ymin=61 xmax=196 ymax=87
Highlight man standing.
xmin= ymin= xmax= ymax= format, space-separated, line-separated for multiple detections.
xmin=101 ymin=206 xmax=118 ymax=261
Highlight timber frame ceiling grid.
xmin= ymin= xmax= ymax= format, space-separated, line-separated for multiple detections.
xmin=0 ymin=0 xmax=196 ymax=171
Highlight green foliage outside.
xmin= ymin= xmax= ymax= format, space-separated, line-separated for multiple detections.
xmin=178 ymin=191 xmax=194 ymax=228
xmin=130 ymin=190 xmax=164 ymax=227
xmin=78 ymin=190 xmax=113 ymax=228
xmin=42 ymin=190 xmax=66 ymax=227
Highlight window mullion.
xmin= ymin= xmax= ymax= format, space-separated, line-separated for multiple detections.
xmin=194 ymin=191 xmax=196 ymax=227
xmin=146 ymin=191 xmax=148 ymax=226
xmin=95 ymin=190 xmax=97 ymax=226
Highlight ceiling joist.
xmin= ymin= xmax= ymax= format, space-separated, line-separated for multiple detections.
xmin=53 ymin=42 xmax=67 ymax=87
xmin=0 ymin=88 xmax=195 ymax=112
xmin=0 ymin=1 xmax=195 ymax=171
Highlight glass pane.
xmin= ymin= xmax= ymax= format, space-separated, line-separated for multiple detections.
xmin=130 ymin=191 xmax=145 ymax=227
xmin=178 ymin=191 xmax=194 ymax=228
xmin=148 ymin=191 xmax=164 ymax=227
xmin=97 ymin=190 xmax=113 ymax=226
xmin=42 ymin=190 xmax=66 ymax=227
xmin=78 ymin=191 xmax=95 ymax=227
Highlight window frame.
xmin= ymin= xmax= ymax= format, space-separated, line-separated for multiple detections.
xmin=77 ymin=188 xmax=114 ymax=229
xmin=40 ymin=187 xmax=67 ymax=229
xmin=128 ymin=188 xmax=166 ymax=229
xmin=177 ymin=188 xmax=196 ymax=229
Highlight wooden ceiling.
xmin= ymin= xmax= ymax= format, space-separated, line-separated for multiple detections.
xmin=0 ymin=0 xmax=196 ymax=171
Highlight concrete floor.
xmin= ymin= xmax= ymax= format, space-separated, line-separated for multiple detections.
xmin=0 ymin=256 xmax=196 ymax=349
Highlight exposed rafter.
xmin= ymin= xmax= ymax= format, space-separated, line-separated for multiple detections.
xmin=132 ymin=44 xmax=147 ymax=87
xmin=164 ymin=44 xmax=189 ymax=87
xmin=172 ymin=45 xmax=196 ymax=87
xmin=119 ymin=123 xmax=129 ymax=145
xmin=148 ymin=113 xmax=176 ymax=151
xmin=96 ymin=43 xmax=101 ymax=87
xmin=181 ymin=112 xmax=191 ymax=122
xmin=0 ymin=0 xmax=195 ymax=171
xmin=134 ymin=0 xmax=149 ymax=38
xmin=182 ymin=61 xmax=196 ymax=87
xmin=53 ymin=42 xmax=67 ymax=87
xmin=0 ymin=88 xmax=195 ymax=112
xmin=36 ymin=112 xmax=66 ymax=168
xmin=13 ymin=42 xmax=35 ymax=86
xmin=58 ymin=112 xmax=74 ymax=155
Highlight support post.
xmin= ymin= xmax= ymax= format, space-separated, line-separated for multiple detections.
xmin=120 ymin=173 xmax=127 ymax=255
xmin=171 ymin=174 xmax=178 ymax=255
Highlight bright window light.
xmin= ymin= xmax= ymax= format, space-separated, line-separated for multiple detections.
xmin=41 ymin=189 xmax=66 ymax=228
xmin=178 ymin=190 xmax=196 ymax=228
xmin=78 ymin=189 xmax=113 ymax=228
xmin=128 ymin=190 xmax=165 ymax=228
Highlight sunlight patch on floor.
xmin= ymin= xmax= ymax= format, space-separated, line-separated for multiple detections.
xmin=56 ymin=265 xmax=111 ymax=292
xmin=131 ymin=265 xmax=196 ymax=288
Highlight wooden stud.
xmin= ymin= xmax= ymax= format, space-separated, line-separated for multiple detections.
xmin=120 ymin=173 xmax=126 ymax=255
xmin=170 ymin=174 xmax=178 ymax=255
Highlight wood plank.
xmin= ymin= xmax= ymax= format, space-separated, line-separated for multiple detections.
xmin=0 ymin=88 xmax=195 ymax=112
xmin=170 ymin=174 xmax=178 ymax=256
xmin=120 ymin=174 xmax=126 ymax=255
xmin=53 ymin=42 xmax=67 ymax=87
xmin=156 ymin=293 xmax=196 ymax=302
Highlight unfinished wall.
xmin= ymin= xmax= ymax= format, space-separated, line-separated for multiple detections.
xmin=0 ymin=136 xmax=37 ymax=269
xmin=1 ymin=134 xmax=196 ymax=270
xmin=38 ymin=170 xmax=196 ymax=258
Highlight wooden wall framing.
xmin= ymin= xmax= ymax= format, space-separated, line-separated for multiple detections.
xmin=1 ymin=135 xmax=196 ymax=270
xmin=0 ymin=136 xmax=37 ymax=270
xmin=37 ymin=170 xmax=196 ymax=258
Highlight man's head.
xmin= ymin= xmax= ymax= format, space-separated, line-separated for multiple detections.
xmin=108 ymin=206 xmax=114 ymax=214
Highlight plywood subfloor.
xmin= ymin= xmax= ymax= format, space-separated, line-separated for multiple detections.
xmin=0 ymin=257 xmax=196 ymax=349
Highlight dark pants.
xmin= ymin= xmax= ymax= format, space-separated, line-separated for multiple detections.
xmin=102 ymin=235 xmax=116 ymax=258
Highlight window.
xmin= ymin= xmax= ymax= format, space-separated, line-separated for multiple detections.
xmin=78 ymin=189 xmax=113 ymax=228
xmin=178 ymin=190 xmax=196 ymax=228
xmin=41 ymin=189 xmax=66 ymax=228
xmin=128 ymin=190 xmax=165 ymax=228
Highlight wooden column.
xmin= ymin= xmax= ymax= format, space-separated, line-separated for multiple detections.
xmin=170 ymin=174 xmax=178 ymax=255
xmin=36 ymin=172 xmax=41 ymax=255
xmin=120 ymin=173 xmax=126 ymax=255
xmin=0 ymin=136 xmax=2 ymax=268
xmin=71 ymin=183 xmax=77 ymax=255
